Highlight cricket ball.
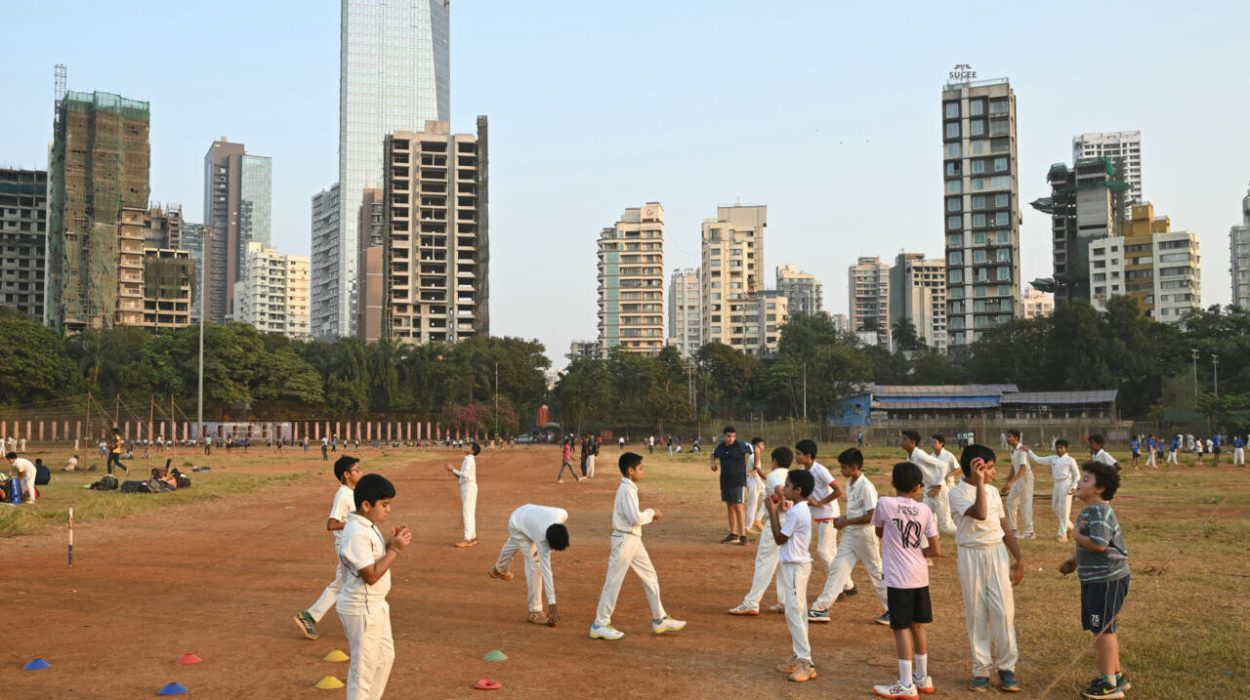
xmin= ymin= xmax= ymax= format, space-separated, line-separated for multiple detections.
xmin=770 ymin=494 xmax=782 ymax=504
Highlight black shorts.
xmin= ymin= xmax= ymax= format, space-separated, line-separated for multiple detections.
xmin=720 ymin=484 xmax=745 ymax=504
xmin=1081 ymin=576 xmax=1129 ymax=634
xmin=887 ymin=586 xmax=932 ymax=629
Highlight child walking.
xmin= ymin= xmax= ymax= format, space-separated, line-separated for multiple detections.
xmin=728 ymin=446 xmax=794 ymax=615
xmin=1027 ymin=440 xmax=1081 ymax=542
xmin=445 ymin=442 xmax=480 ymax=547
xmin=589 ymin=452 xmax=686 ymax=640
xmin=557 ymin=439 xmax=581 ymax=483
xmin=764 ymin=468 xmax=818 ymax=683
xmin=1060 ymin=461 xmax=1131 ymax=699
xmin=871 ymin=461 xmax=941 ymax=699
xmin=808 ymin=447 xmax=890 ymax=626
xmin=336 ymin=474 xmax=412 ymax=700
xmin=294 ymin=455 xmax=363 ymax=639
xmin=948 ymin=445 xmax=1025 ymax=693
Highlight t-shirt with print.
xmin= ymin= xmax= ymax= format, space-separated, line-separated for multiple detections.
xmin=329 ymin=484 xmax=355 ymax=546
xmin=1075 ymin=502 xmax=1129 ymax=582
xmin=947 ymin=480 xmax=1006 ymax=548
xmin=842 ymin=474 xmax=878 ymax=523
xmin=872 ymin=496 xmax=937 ymax=589
xmin=807 ymin=462 xmax=841 ymax=520
xmin=336 ymin=512 xmax=391 ymax=614
xmin=779 ymin=501 xmax=813 ymax=564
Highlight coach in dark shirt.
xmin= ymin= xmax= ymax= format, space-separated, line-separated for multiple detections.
xmin=711 ymin=425 xmax=752 ymax=545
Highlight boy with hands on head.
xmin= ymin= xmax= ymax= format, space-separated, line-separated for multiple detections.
xmin=765 ymin=468 xmax=819 ymax=683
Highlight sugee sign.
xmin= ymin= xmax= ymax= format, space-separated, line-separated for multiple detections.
xmin=949 ymin=64 xmax=977 ymax=81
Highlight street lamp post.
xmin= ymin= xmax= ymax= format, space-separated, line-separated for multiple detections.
xmin=1191 ymin=348 xmax=1199 ymax=399
xmin=1212 ymin=355 xmax=1220 ymax=397
xmin=197 ymin=233 xmax=209 ymax=444
xmin=494 ymin=361 xmax=499 ymax=439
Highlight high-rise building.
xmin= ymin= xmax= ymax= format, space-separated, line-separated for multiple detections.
xmin=701 ymin=204 xmax=766 ymax=350
xmin=328 ymin=0 xmax=451 ymax=339
xmin=1073 ymin=131 xmax=1142 ymax=203
xmin=47 ymin=90 xmax=151 ymax=332
xmin=830 ymin=313 xmax=851 ymax=334
xmin=668 ymin=267 xmax=701 ymax=357
xmin=776 ymin=264 xmax=823 ymax=316
xmin=848 ymin=256 xmax=891 ymax=347
xmin=1089 ymin=202 xmax=1201 ymax=323
xmin=141 ymin=248 xmax=194 ymax=329
xmin=1021 ymin=285 xmax=1054 ymax=319
xmin=1230 ymin=184 xmax=1250 ymax=309
xmin=381 ymin=119 xmax=489 ymax=344
xmin=0 ymin=168 xmax=48 ymax=321
xmin=597 ymin=203 xmax=664 ymax=355
xmin=942 ymin=76 xmax=1020 ymax=346
xmin=356 ymin=187 xmax=385 ymax=342
xmin=738 ymin=290 xmax=789 ymax=356
xmin=889 ymin=252 xmax=947 ymax=352
xmin=567 ymin=340 xmax=601 ymax=362
xmin=310 ymin=183 xmax=341 ymax=339
xmin=143 ymin=204 xmax=184 ymax=250
xmin=202 ymin=138 xmax=272 ymax=323
xmin=234 ymin=241 xmax=310 ymax=339
xmin=1030 ymin=158 xmax=1126 ymax=303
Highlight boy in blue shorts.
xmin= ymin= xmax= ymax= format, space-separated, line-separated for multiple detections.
xmin=1060 ymin=461 xmax=1131 ymax=698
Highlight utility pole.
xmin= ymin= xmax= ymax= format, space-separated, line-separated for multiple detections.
xmin=84 ymin=391 xmax=92 ymax=443
xmin=1191 ymin=348 xmax=1199 ymax=399
xmin=494 ymin=361 xmax=499 ymax=439
xmin=1212 ymin=355 xmax=1220 ymax=397
xmin=197 ymin=230 xmax=208 ymax=444
xmin=114 ymin=395 xmax=120 ymax=427
xmin=802 ymin=362 xmax=808 ymax=422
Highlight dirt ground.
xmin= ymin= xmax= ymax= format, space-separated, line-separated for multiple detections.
xmin=1 ymin=444 xmax=1245 ymax=698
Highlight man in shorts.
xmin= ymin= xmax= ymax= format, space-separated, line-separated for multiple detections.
xmin=711 ymin=426 xmax=752 ymax=545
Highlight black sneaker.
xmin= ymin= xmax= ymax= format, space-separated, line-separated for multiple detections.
xmin=720 ymin=533 xmax=737 ymax=543
xmin=1115 ymin=673 xmax=1131 ymax=692
xmin=738 ymin=536 xmax=748 ymax=546
xmin=997 ymin=669 xmax=1020 ymax=693
xmin=1082 ymin=677 xmax=1124 ymax=698
xmin=293 ymin=611 xmax=318 ymax=640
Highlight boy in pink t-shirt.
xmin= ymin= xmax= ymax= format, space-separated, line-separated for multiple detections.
xmin=870 ymin=462 xmax=941 ymax=699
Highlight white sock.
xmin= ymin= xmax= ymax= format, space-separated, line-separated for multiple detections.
xmin=914 ymin=653 xmax=928 ymax=680
xmin=898 ymin=660 xmax=913 ymax=688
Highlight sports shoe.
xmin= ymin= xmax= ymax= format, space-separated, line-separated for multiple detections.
xmin=1115 ymin=673 xmax=1132 ymax=692
xmin=738 ymin=535 xmax=748 ymax=546
xmin=454 ymin=539 xmax=477 ymax=548
xmin=651 ymin=616 xmax=686 ymax=634
xmin=998 ymin=669 xmax=1021 ymax=692
xmin=1056 ymin=536 xmax=1069 ymax=543
xmin=875 ymin=612 xmax=891 ymax=626
xmin=720 ymin=533 xmax=738 ymax=543
xmin=526 ymin=611 xmax=548 ymax=625
xmin=1017 ymin=531 xmax=1035 ymax=540
xmin=768 ymin=603 xmax=785 ymax=613
xmin=788 ymin=660 xmax=817 ymax=683
xmin=807 ymin=608 xmax=831 ymax=623
xmin=872 ymin=681 xmax=919 ymax=699
xmin=843 ymin=585 xmax=858 ymax=597
xmin=487 ymin=567 xmax=514 ymax=582
xmin=751 ymin=518 xmax=764 ymax=532
xmin=968 ymin=676 xmax=990 ymax=692
xmin=776 ymin=656 xmax=802 ymax=674
xmin=913 ymin=675 xmax=935 ymax=695
xmin=293 ymin=611 xmax=318 ymax=640
xmin=727 ymin=604 xmax=759 ymax=616
xmin=589 ymin=623 xmax=624 ymax=640
xmin=1081 ymin=677 xmax=1123 ymax=698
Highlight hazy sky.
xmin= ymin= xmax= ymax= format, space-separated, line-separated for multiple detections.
xmin=5 ymin=1 xmax=1249 ymax=367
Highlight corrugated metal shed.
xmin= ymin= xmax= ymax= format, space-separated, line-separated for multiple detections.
xmin=1000 ymin=390 xmax=1118 ymax=405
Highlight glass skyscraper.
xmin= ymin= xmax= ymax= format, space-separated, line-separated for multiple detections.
xmin=323 ymin=0 xmax=450 ymax=338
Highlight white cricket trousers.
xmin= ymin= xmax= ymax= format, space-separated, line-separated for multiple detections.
xmin=494 ymin=533 xmax=545 ymax=613
xmin=739 ymin=526 xmax=783 ymax=610
xmin=307 ymin=559 xmax=349 ymax=623
xmin=594 ymin=533 xmax=666 ymax=626
xmin=1005 ymin=472 xmax=1034 ymax=533
xmin=1146 ymin=450 xmax=1157 ymax=467
xmin=19 ymin=467 xmax=36 ymax=503
xmin=338 ymin=601 xmax=395 ymax=700
xmin=925 ymin=483 xmax=957 ymax=536
xmin=1167 ymin=450 xmax=1178 ymax=464
xmin=812 ymin=525 xmax=888 ymax=611
xmin=1235 ymin=447 xmax=1245 ymax=465
xmin=1051 ymin=479 xmax=1074 ymax=538
xmin=956 ymin=545 xmax=1018 ymax=677
xmin=745 ymin=474 xmax=765 ymax=524
xmin=778 ymin=561 xmax=813 ymax=663
xmin=812 ymin=519 xmax=850 ymax=593
xmin=460 ymin=482 xmax=478 ymax=540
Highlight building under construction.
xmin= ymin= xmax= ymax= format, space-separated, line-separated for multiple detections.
xmin=47 ymin=90 xmax=151 ymax=332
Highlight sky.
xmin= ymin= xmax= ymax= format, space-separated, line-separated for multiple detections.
xmin=5 ymin=1 xmax=1250 ymax=367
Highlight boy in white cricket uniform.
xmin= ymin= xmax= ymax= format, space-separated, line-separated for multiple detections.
xmin=948 ymin=445 xmax=1025 ymax=693
xmin=445 ymin=442 xmax=479 ymax=547
xmin=745 ymin=437 xmax=767 ymax=535
xmin=795 ymin=440 xmax=853 ymax=599
xmin=295 ymin=456 xmax=363 ymax=639
xmin=5 ymin=452 xmax=36 ymax=503
xmin=902 ymin=431 xmax=957 ymax=536
xmin=1088 ymin=435 xmax=1119 ymax=471
xmin=808 ymin=447 xmax=889 ymax=625
xmin=765 ymin=468 xmax=818 ymax=683
xmin=589 ymin=452 xmax=686 ymax=639
xmin=728 ymin=446 xmax=795 ymax=615
xmin=1001 ymin=430 xmax=1034 ymax=539
xmin=488 ymin=504 xmax=571 ymax=625
xmin=1026 ymin=440 xmax=1081 ymax=542
xmin=337 ymin=474 xmax=412 ymax=700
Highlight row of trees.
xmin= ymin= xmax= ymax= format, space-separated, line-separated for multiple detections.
xmin=0 ymin=310 xmax=549 ymax=434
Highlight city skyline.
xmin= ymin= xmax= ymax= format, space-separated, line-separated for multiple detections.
xmin=5 ymin=1 xmax=1250 ymax=364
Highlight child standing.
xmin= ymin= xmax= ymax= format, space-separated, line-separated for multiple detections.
xmin=745 ymin=437 xmax=767 ymax=535
xmin=1027 ymin=440 xmax=1081 ymax=542
xmin=589 ymin=452 xmax=686 ymax=640
xmin=947 ymin=445 xmax=1025 ymax=693
xmin=808 ymin=447 xmax=890 ymax=626
xmin=294 ymin=455 xmax=363 ymax=639
xmin=336 ymin=474 xmax=412 ymax=700
xmin=764 ymin=468 xmax=818 ymax=683
xmin=487 ymin=504 xmax=571 ymax=625
xmin=871 ymin=461 xmax=941 ymax=699
xmin=794 ymin=439 xmax=853 ymax=600
xmin=1001 ymin=430 xmax=1034 ymax=539
xmin=1060 ymin=461 xmax=1131 ymax=699
xmin=445 ymin=442 xmax=480 ymax=547
xmin=728 ymin=446 xmax=795 ymax=615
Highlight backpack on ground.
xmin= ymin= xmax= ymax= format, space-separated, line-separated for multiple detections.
xmin=90 ymin=474 xmax=119 ymax=491
xmin=120 ymin=480 xmax=150 ymax=493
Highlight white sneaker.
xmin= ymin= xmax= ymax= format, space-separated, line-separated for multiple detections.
xmin=651 ymin=616 xmax=686 ymax=634
xmin=589 ymin=623 xmax=624 ymax=640
xmin=913 ymin=675 xmax=935 ymax=695
xmin=872 ymin=681 xmax=919 ymax=699
xmin=1018 ymin=531 xmax=1035 ymax=540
